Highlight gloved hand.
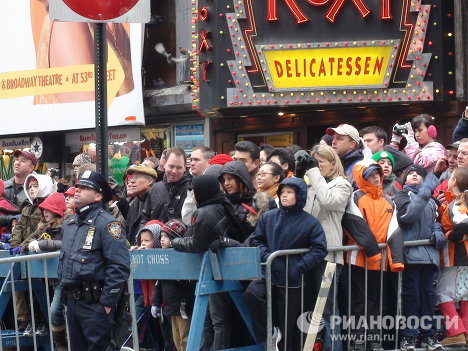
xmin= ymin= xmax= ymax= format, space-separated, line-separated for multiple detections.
xmin=431 ymin=233 xmax=447 ymax=250
xmin=1 ymin=233 xmax=11 ymax=242
xmin=28 ymin=240 xmax=41 ymax=253
xmin=391 ymin=123 xmax=404 ymax=144
xmin=151 ymin=305 xmax=161 ymax=319
xmin=1 ymin=243 xmax=10 ymax=250
xmin=360 ymin=137 xmax=373 ymax=160
xmin=294 ymin=150 xmax=318 ymax=179
xmin=403 ymin=122 xmax=415 ymax=143
xmin=209 ymin=237 xmax=241 ymax=253
xmin=391 ymin=134 xmax=403 ymax=144
xmin=433 ymin=157 xmax=448 ymax=178
xmin=9 ymin=246 xmax=23 ymax=255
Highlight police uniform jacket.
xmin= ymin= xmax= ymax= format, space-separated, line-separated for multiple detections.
xmin=58 ymin=201 xmax=130 ymax=307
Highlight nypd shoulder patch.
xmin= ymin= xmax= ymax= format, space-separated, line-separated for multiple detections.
xmin=107 ymin=222 xmax=122 ymax=240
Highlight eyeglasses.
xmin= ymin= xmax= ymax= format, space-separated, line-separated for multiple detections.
xmin=256 ymin=172 xmax=273 ymax=177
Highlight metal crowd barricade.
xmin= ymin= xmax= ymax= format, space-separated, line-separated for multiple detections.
xmin=0 ymin=247 xmax=263 ymax=351
xmin=264 ymin=239 xmax=468 ymax=351
xmin=2 ymin=240 xmax=466 ymax=351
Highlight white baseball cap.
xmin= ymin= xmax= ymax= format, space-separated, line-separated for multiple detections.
xmin=326 ymin=124 xmax=360 ymax=144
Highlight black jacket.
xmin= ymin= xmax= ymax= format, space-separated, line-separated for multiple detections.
xmin=152 ymin=279 xmax=195 ymax=317
xmin=172 ymin=175 xmax=243 ymax=253
xmin=146 ymin=173 xmax=191 ymax=223
xmin=125 ymin=189 xmax=153 ymax=245
xmin=219 ymin=161 xmax=256 ymax=240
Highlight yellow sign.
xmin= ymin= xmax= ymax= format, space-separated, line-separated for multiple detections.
xmin=263 ymin=46 xmax=393 ymax=89
xmin=0 ymin=44 xmax=124 ymax=108
xmin=266 ymin=134 xmax=292 ymax=147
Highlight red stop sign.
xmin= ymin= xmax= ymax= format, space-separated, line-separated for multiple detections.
xmin=62 ymin=0 xmax=140 ymax=20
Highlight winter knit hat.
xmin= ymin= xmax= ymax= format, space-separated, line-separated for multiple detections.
xmin=371 ymin=150 xmax=395 ymax=168
xmin=39 ymin=192 xmax=67 ymax=217
xmin=203 ymin=164 xmax=222 ymax=177
xmin=73 ymin=153 xmax=92 ymax=167
xmin=384 ymin=146 xmax=413 ymax=174
xmin=209 ymin=154 xmax=233 ymax=166
xmin=320 ymin=134 xmax=334 ymax=146
xmin=137 ymin=221 xmax=163 ymax=248
xmin=161 ymin=219 xmax=187 ymax=239
xmin=64 ymin=187 xmax=76 ymax=196
xmin=403 ymin=164 xmax=427 ymax=183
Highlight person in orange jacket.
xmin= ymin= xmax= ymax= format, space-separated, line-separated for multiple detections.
xmin=436 ymin=167 xmax=468 ymax=347
xmin=343 ymin=160 xmax=404 ymax=351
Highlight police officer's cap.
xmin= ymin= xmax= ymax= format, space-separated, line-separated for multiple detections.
xmin=76 ymin=170 xmax=113 ymax=202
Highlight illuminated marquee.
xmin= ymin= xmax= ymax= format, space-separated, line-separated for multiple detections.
xmin=191 ymin=0 xmax=455 ymax=116
xmin=260 ymin=41 xmax=399 ymax=90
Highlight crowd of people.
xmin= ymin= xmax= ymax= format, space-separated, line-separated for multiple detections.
xmin=1 ymin=111 xmax=468 ymax=351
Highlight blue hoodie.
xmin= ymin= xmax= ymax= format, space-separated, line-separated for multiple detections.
xmin=249 ymin=178 xmax=327 ymax=287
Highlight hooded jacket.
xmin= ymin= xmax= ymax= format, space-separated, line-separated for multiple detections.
xmin=181 ymin=164 xmax=223 ymax=225
xmin=146 ymin=173 xmax=191 ymax=223
xmin=20 ymin=192 xmax=66 ymax=250
xmin=39 ymin=192 xmax=66 ymax=217
xmin=172 ymin=175 xmax=243 ymax=252
xmin=10 ymin=175 xmax=57 ymax=248
xmin=249 ymin=178 xmax=327 ymax=287
xmin=135 ymin=223 xmax=162 ymax=306
xmin=304 ymin=167 xmax=353 ymax=265
xmin=342 ymin=161 xmax=404 ymax=272
xmin=219 ymin=161 xmax=256 ymax=240
xmin=394 ymin=173 xmax=446 ymax=265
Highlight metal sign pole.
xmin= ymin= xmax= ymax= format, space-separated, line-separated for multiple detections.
xmin=94 ymin=22 xmax=108 ymax=180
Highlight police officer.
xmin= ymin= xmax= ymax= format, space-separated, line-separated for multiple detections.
xmin=58 ymin=170 xmax=130 ymax=351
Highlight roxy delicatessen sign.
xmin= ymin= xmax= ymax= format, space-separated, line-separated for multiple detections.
xmin=190 ymin=0 xmax=455 ymax=116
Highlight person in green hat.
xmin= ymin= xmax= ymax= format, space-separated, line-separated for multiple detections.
xmin=371 ymin=150 xmax=402 ymax=200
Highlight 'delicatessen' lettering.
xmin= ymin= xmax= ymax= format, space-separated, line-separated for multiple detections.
xmin=273 ymin=56 xmax=384 ymax=78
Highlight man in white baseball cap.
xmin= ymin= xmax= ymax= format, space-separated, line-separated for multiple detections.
xmin=326 ymin=123 xmax=363 ymax=184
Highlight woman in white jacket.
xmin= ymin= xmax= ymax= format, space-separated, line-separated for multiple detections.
xmin=304 ymin=144 xmax=353 ymax=351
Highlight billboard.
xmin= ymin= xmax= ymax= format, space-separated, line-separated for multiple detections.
xmin=49 ymin=0 xmax=150 ymax=23
xmin=192 ymin=0 xmax=455 ymax=116
xmin=0 ymin=1 xmax=145 ymax=134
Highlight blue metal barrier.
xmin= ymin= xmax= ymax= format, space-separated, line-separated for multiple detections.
xmin=0 ymin=247 xmax=263 ymax=351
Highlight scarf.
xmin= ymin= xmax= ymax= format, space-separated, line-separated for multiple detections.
xmin=142 ymin=280 xmax=155 ymax=307
xmin=226 ymin=192 xmax=254 ymax=205
xmin=258 ymin=183 xmax=279 ymax=199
